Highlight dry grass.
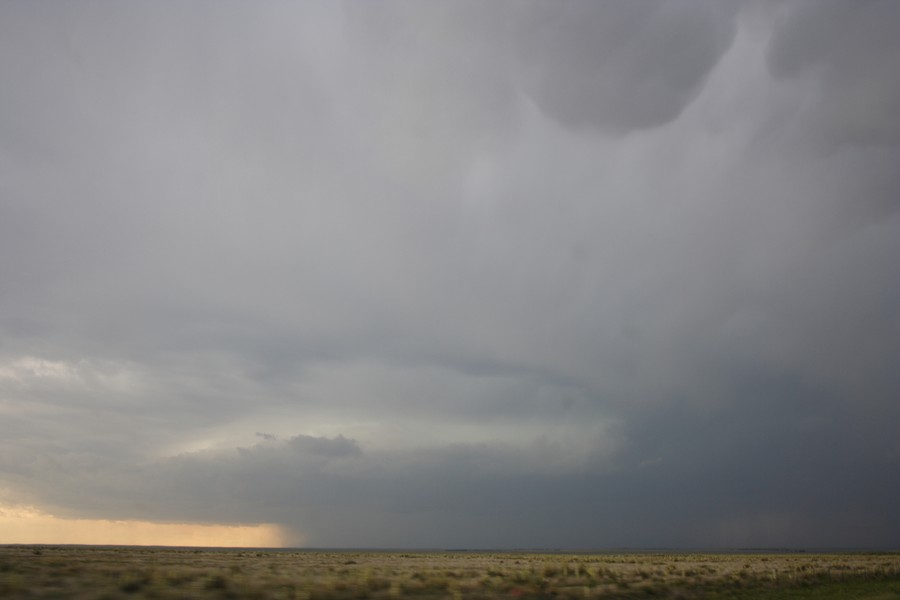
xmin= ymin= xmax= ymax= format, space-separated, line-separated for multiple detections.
xmin=1 ymin=546 xmax=899 ymax=599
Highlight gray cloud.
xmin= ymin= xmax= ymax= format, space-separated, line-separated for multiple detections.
xmin=767 ymin=0 xmax=900 ymax=148
xmin=346 ymin=0 xmax=739 ymax=135
xmin=10 ymin=423 xmax=897 ymax=548
xmin=764 ymin=0 xmax=900 ymax=223
xmin=1 ymin=0 xmax=899 ymax=549
xmin=507 ymin=0 xmax=739 ymax=132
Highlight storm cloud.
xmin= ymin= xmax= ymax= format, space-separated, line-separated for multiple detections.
xmin=1 ymin=0 xmax=898 ymax=549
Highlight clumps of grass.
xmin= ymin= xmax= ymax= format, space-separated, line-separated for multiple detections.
xmin=542 ymin=563 xmax=560 ymax=577
xmin=0 ymin=572 xmax=26 ymax=595
xmin=119 ymin=578 xmax=144 ymax=593
xmin=364 ymin=575 xmax=391 ymax=592
xmin=1 ymin=546 xmax=899 ymax=600
xmin=204 ymin=574 xmax=229 ymax=591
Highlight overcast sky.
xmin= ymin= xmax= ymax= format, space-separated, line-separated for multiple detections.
xmin=1 ymin=0 xmax=899 ymax=549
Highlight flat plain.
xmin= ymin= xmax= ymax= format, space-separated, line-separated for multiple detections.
xmin=1 ymin=545 xmax=899 ymax=599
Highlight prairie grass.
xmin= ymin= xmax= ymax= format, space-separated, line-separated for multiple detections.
xmin=0 ymin=546 xmax=898 ymax=599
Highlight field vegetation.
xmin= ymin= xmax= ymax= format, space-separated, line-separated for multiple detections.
xmin=1 ymin=546 xmax=899 ymax=599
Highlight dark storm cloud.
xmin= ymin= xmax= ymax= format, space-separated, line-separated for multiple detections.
xmin=11 ymin=422 xmax=898 ymax=548
xmin=506 ymin=0 xmax=738 ymax=132
xmin=767 ymin=0 xmax=900 ymax=148
xmin=1 ymin=0 xmax=899 ymax=549
xmin=764 ymin=0 xmax=900 ymax=222
xmin=346 ymin=0 xmax=739 ymax=134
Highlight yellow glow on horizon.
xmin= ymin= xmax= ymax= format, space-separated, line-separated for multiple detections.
xmin=0 ymin=505 xmax=290 ymax=547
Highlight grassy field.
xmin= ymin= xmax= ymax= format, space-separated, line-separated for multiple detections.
xmin=1 ymin=546 xmax=899 ymax=599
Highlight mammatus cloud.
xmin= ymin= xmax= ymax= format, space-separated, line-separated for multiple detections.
xmin=506 ymin=1 xmax=739 ymax=132
xmin=767 ymin=0 xmax=900 ymax=149
xmin=346 ymin=0 xmax=740 ymax=135
xmin=1 ymin=1 xmax=899 ymax=548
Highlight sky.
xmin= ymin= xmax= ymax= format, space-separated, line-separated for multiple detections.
xmin=1 ymin=0 xmax=899 ymax=549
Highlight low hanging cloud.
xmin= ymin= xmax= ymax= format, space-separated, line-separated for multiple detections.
xmin=767 ymin=0 xmax=900 ymax=149
xmin=1 ymin=0 xmax=899 ymax=549
xmin=506 ymin=0 xmax=739 ymax=132
xmin=346 ymin=0 xmax=740 ymax=134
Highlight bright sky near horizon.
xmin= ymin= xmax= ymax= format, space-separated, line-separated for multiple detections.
xmin=1 ymin=1 xmax=899 ymax=549
xmin=0 ymin=505 xmax=287 ymax=547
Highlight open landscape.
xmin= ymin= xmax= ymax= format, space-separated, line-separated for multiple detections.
xmin=2 ymin=546 xmax=899 ymax=599
xmin=3 ymin=4 xmax=899 ymax=600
